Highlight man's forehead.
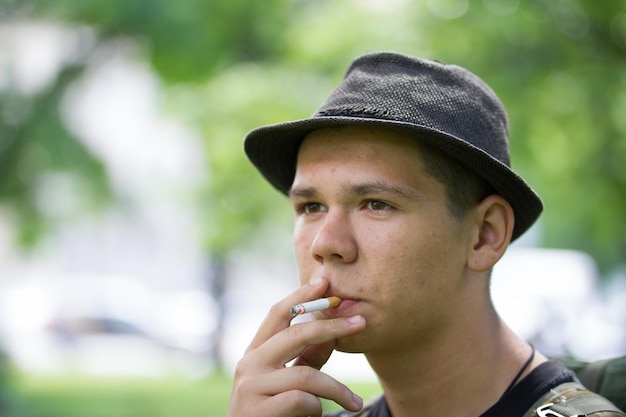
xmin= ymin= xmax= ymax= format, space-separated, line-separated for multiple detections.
xmin=291 ymin=131 xmax=436 ymax=203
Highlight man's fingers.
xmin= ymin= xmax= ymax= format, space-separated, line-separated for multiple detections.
xmin=246 ymin=279 xmax=328 ymax=352
xmin=231 ymin=281 xmax=366 ymax=417
xmin=258 ymin=391 xmax=323 ymax=417
xmin=279 ymin=365 xmax=363 ymax=412
xmin=233 ymin=388 xmax=323 ymax=417
xmin=237 ymin=366 xmax=364 ymax=416
xmin=291 ymin=339 xmax=335 ymax=369
xmin=257 ymin=315 xmax=366 ymax=368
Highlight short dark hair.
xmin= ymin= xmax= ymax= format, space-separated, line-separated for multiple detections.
xmin=417 ymin=141 xmax=496 ymax=221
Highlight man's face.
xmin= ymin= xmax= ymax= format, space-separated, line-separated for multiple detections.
xmin=290 ymin=126 xmax=477 ymax=355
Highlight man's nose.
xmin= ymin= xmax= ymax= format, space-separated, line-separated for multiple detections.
xmin=310 ymin=210 xmax=357 ymax=264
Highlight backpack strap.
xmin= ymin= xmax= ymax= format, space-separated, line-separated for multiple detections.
xmin=559 ymin=355 xmax=626 ymax=412
xmin=577 ymin=358 xmax=612 ymax=392
xmin=523 ymin=382 xmax=625 ymax=417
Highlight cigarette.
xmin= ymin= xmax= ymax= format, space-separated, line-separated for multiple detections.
xmin=290 ymin=296 xmax=342 ymax=317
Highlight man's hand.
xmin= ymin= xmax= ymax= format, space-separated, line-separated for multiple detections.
xmin=227 ymin=278 xmax=367 ymax=417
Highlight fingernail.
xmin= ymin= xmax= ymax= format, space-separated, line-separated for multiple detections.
xmin=309 ymin=276 xmax=323 ymax=286
xmin=352 ymin=393 xmax=363 ymax=408
xmin=347 ymin=315 xmax=364 ymax=325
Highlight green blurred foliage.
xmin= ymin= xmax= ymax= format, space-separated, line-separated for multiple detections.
xmin=0 ymin=61 xmax=111 ymax=246
xmin=0 ymin=349 xmax=18 ymax=416
xmin=1 ymin=0 xmax=625 ymax=272
xmin=22 ymin=0 xmax=290 ymax=82
xmin=166 ymin=63 xmax=341 ymax=253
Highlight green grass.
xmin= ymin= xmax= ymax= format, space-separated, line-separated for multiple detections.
xmin=7 ymin=371 xmax=382 ymax=417
xmin=9 ymin=371 xmax=233 ymax=417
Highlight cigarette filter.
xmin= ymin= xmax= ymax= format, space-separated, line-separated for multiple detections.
xmin=290 ymin=296 xmax=342 ymax=317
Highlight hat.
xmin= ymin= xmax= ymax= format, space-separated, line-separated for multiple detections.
xmin=244 ymin=52 xmax=542 ymax=240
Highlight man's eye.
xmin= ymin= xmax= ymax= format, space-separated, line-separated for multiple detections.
xmin=367 ymin=200 xmax=392 ymax=211
xmin=301 ymin=202 xmax=325 ymax=214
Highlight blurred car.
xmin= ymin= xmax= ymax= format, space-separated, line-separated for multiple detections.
xmin=0 ymin=277 xmax=218 ymax=378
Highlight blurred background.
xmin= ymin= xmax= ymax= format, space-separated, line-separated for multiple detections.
xmin=0 ymin=0 xmax=625 ymax=416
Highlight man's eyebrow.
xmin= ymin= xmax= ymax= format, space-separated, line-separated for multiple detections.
xmin=288 ymin=186 xmax=317 ymax=200
xmin=349 ymin=181 xmax=420 ymax=200
xmin=289 ymin=181 xmax=420 ymax=201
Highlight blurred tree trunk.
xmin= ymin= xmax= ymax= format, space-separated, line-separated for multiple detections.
xmin=207 ymin=252 xmax=227 ymax=372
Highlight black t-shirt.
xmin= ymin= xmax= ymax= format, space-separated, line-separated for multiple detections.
xmin=329 ymin=360 xmax=578 ymax=417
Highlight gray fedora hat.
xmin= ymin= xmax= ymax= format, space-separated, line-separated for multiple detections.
xmin=244 ymin=52 xmax=542 ymax=240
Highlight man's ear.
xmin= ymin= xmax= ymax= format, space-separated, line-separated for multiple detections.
xmin=467 ymin=195 xmax=515 ymax=272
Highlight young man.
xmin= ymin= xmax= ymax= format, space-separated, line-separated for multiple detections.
xmin=229 ymin=52 xmax=624 ymax=417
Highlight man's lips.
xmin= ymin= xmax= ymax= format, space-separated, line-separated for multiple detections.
xmin=322 ymin=298 xmax=359 ymax=317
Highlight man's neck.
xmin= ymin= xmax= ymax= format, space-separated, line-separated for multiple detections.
xmin=365 ymin=317 xmax=546 ymax=417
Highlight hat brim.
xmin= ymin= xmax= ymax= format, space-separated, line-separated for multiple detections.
xmin=244 ymin=115 xmax=542 ymax=241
